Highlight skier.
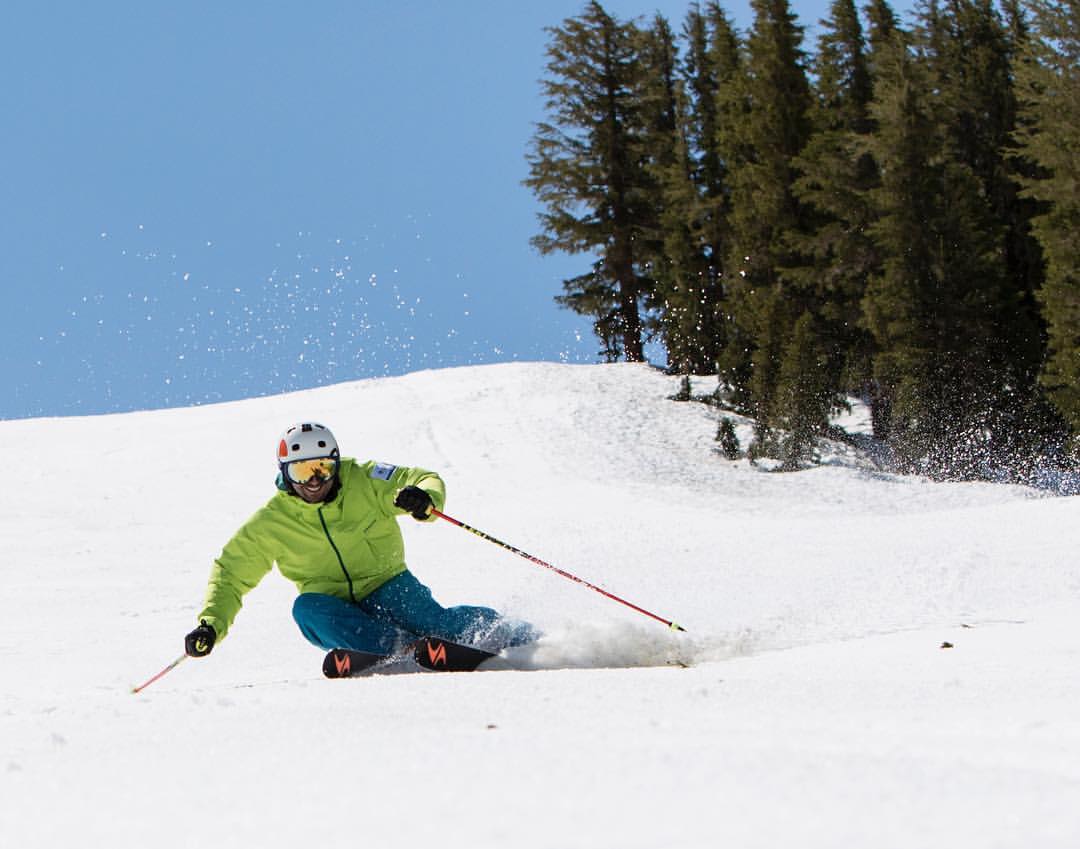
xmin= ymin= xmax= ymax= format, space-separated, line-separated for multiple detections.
xmin=184 ymin=422 xmax=536 ymax=661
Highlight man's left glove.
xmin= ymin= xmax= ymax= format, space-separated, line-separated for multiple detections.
xmin=394 ymin=486 xmax=433 ymax=520
xmin=185 ymin=620 xmax=217 ymax=658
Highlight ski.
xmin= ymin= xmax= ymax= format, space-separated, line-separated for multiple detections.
xmin=413 ymin=637 xmax=496 ymax=672
xmin=323 ymin=638 xmax=498 ymax=678
xmin=322 ymin=648 xmax=395 ymax=678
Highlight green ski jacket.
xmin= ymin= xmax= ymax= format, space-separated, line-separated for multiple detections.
xmin=197 ymin=458 xmax=445 ymax=640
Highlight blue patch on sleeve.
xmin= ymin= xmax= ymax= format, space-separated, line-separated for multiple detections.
xmin=370 ymin=463 xmax=397 ymax=481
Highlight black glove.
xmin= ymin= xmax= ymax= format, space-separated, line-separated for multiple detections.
xmin=394 ymin=486 xmax=433 ymax=520
xmin=185 ymin=620 xmax=217 ymax=657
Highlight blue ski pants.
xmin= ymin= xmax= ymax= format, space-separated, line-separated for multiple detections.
xmin=292 ymin=570 xmax=536 ymax=653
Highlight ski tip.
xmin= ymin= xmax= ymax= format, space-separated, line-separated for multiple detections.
xmin=323 ymin=647 xmax=393 ymax=678
xmin=323 ymin=649 xmax=364 ymax=678
xmin=323 ymin=650 xmax=349 ymax=679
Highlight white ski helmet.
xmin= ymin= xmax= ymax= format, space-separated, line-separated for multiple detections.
xmin=277 ymin=422 xmax=340 ymax=464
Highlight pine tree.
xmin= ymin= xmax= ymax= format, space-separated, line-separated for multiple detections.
xmin=690 ymin=2 xmax=741 ymax=286
xmin=817 ymin=0 xmax=874 ymax=132
xmin=788 ymin=0 xmax=880 ymax=419
xmin=862 ymin=18 xmax=1013 ymax=475
xmin=935 ymin=0 xmax=1045 ymax=418
xmin=636 ymin=13 xmax=706 ymax=374
xmin=863 ymin=0 xmax=902 ymax=65
xmin=862 ymin=35 xmax=943 ymax=458
xmin=647 ymin=80 xmax=715 ymax=374
xmin=918 ymin=0 xmax=1050 ymax=470
xmin=525 ymin=2 xmax=651 ymax=362
xmin=636 ymin=13 xmax=681 ymax=244
xmin=647 ymin=4 xmax=741 ymax=377
xmin=721 ymin=0 xmax=814 ymax=443
xmin=775 ymin=311 xmax=833 ymax=468
xmin=1014 ymin=0 xmax=1080 ymax=435
xmin=717 ymin=416 xmax=741 ymax=459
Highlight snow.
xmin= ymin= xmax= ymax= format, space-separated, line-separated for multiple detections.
xmin=2 ymin=362 xmax=1078 ymax=848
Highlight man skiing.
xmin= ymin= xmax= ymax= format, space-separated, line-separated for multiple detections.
xmin=184 ymin=422 xmax=535 ymax=662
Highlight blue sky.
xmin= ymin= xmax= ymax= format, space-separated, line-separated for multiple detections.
xmin=2 ymin=1 xmax=913 ymax=419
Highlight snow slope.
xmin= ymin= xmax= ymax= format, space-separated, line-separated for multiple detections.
xmin=2 ymin=362 xmax=1078 ymax=848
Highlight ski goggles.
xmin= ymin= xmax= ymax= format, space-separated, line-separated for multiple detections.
xmin=283 ymin=456 xmax=339 ymax=485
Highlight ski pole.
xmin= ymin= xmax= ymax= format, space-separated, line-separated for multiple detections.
xmin=131 ymin=653 xmax=188 ymax=694
xmin=431 ymin=508 xmax=685 ymax=632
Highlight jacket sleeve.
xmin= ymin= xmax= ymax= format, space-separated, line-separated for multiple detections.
xmin=368 ymin=462 xmax=446 ymax=522
xmin=196 ymin=514 xmax=274 ymax=641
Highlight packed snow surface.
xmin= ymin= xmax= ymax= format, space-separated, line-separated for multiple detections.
xmin=2 ymin=362 xmax=1078 ymax=848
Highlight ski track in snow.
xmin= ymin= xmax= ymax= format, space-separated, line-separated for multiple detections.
xmin=2 ymin=362 xmax=1079 ymax=849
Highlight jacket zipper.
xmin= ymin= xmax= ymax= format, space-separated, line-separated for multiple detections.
xmin=318 ymin=507 xmax=356 ymax=603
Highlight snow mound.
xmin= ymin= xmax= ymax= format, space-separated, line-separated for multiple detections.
xmin=2 ymin=362 xmax=1078 ymax=849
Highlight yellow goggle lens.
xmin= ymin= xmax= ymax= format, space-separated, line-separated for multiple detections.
xmin=285 ymin=457 xmax=338 ymax=485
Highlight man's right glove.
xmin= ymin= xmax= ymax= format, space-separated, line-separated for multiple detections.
xmin=185 ymin=620 xmax=217 ymax=657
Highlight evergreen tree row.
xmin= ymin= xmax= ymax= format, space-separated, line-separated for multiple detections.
xmin=526 ymin=0 xmax=1080 ymax=477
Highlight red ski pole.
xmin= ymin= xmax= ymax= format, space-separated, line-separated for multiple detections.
xmin=431 ymin=508 xmax=685 ymax=632
xmin=131 ymin=654 xmax=188 ymax=694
